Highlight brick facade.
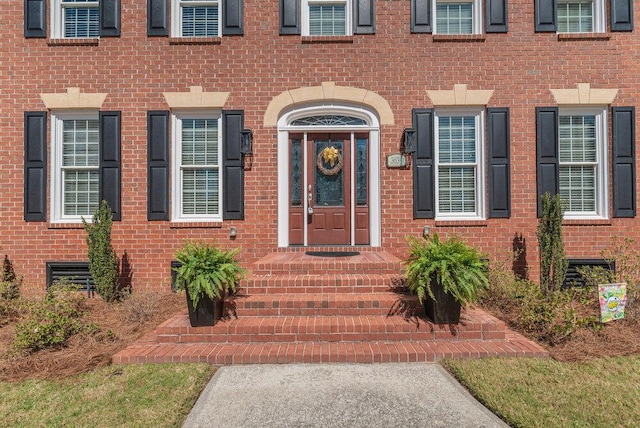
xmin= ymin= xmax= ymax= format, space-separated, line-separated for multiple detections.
xmin=1 ymin=1 xmax=638 ymax=292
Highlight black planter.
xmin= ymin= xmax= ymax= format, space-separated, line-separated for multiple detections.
xmin=424 ymin=278 xmax=462 ymax=325
xmin=186 ymin=291 xmax=224 ymax=327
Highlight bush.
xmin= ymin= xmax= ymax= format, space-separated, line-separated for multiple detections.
xmin=12 ymin=283 xmax=87 ymax=353
xmin=83 ymin=200 xmax=122 ymax=303
xmin=1 ymin=255 xmax=21 ymax=300
xmin=537 ymin=193 xmax=568 ymax=297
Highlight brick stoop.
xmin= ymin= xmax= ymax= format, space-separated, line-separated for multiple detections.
xmin=113 ymin=250 xmax=548 ymax=364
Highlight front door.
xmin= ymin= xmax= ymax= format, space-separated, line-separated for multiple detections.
xmin=307 ymin=133 xmax=351 ymax=245
xmin=288 ymin=133 xmax=370 ymax=246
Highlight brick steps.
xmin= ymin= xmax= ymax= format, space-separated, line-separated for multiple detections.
xmin=239 ymin=274 xmax=407 ymax=294
xmin=156 ymin=308 xmax=504 ymax=344
xmin=112 ymin=250 xmax=549 ymax=365
xmin=113 ymin=331 xmax=549 ymax=365
xmin=229 ymin=292 xmax=423 ymax=316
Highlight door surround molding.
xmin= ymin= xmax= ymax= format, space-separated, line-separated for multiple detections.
xmin=277 ymin=105 xmax=381 ymax=247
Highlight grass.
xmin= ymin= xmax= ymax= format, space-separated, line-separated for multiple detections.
xmin=443 ymin=356 xmax=640 ymax=428
xmin=0 ymin=363 xmax=214 ymax=428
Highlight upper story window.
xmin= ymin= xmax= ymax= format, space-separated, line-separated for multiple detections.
xmin=53 ymin=0 xmax=99 ymax=38
xmin=434 ymin=109 xmax=485 ymax=219
xmin=172 ymin=112 xmax=222 ymax=221
xmin=435 ymin=0 xmax=479 ymax=35
xmin=303 ymin=0 xmax=351 ymax=36
xmin=173 ymin=0 xmax=220 ymax=37
xmin=557 ymin=0 xmax=604 ymax=33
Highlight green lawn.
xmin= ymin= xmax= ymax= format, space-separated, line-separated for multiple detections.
xmin=443 ymin=356 xmax=640 ymax=428
xmin=0 ymin=364 xmax=214 ymax=428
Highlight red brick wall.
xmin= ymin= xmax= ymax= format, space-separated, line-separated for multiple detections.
xmin=1 ymin=1 xmax=638 ymax=292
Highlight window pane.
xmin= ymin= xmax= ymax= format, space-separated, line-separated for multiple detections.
xmin=182 ymin=169 xmax=219 ymax=215
xmin=438 ymin=167 xmax=476 ymax=213
xmin=438 ymin=116 xmax=476 ymax=164
xmin=309 ymin=4 xmax=346 ymax=36
xmin=181 ymin=119 xmax=219 ymax=166
xmin=63 ymin=170 xmax=99 ymax=216
xmin=436 ymin=2 xmax=473 ymax=35
xmin=559 ymin=115 xmax=596 ymax=163
xmin=290 ymin=139 xmax=303 ymax=206
xmin=64 ymin=4 xmax=99 ymax=38
xmin=558 ymin=0 xmax=593 ymax=33
xmin=62 ymin=120 xmax=99 ymax=167
xmin=559 ymin=166 xmax=596 ymax=212
xmin=356 ymin=138 xmax=368 ymax=206
xmin=182 ymin=4 xmax=219 ymax=37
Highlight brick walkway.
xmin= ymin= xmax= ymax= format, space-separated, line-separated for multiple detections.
xmin=113 ymin=250 xmax=548 ymax=365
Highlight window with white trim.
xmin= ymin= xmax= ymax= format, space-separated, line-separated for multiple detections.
xmin=172 ymin=112 xmax=222 ymax=221
xmin=558 ymin=107 xmax=608 ymax=218
xmin=172 ymin=0 xmax=221 ymax=37
xmin=435 ymin=109 xmax=485 ymax=219
xmin=51 ymin=112 xmax=100 ymax=222
xmin=302 ymin=0 xmax=351 ymax=36
xmin=52 ymin=0 xmax=100 ymax=39
xmin=557 ymin=0 xmax=605 ymax=33
xmin=434 ymin=0 xmax=481 ymax=34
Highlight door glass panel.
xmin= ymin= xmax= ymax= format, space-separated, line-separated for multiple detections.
xmin=356 ymin=138 xmax=367 ymax=206
xmin=290 ymin=139 xmax=302 ymax=206
xmin=314 ymin=140 xmax=343 ymax=206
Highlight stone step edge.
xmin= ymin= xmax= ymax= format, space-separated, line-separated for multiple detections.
xmin=112 ymin=334 xmax=549 ymax=365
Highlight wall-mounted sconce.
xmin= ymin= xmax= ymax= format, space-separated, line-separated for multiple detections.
xmin=229 ymin=227 xmax=237 ymax=239
xmin=423 ymin=226 xmax=430 ymax=239
xmin=240 ymin=129 xmax=253 ymax=155
xmin=402 ymin=128 xmax=416 ymax=154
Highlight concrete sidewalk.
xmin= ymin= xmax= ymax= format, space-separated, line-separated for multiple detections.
xmin=183 ymin=363 xmax=508 ymax=428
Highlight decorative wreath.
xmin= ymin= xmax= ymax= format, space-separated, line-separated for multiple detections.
xmin=317 ymin=146 xmax=344 ymax=176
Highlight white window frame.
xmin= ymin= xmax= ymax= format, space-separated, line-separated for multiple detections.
xmin=433 ymin=0 xmax=482 ymax=35
xmin=557 ymin=0 xmax=605 ymax=33
xmin=302 ymin=0 xmax=352 ymax=36
xmin=434 ymin=107 xmax=485 ymax=220
xmin=171 ymin=0 xmax=221 ymax=37
xmin=558 ymin=106 xmax=608 ymax=220
xmin=50 ymin=110 xmax=100 ymax=223
xmin=171 ymin=110 xmax=223 ymax=222
xmin=51 ymin=0 xmax=100 ymax=39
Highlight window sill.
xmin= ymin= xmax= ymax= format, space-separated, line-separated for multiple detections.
xmin=170 ymin=222 xmax=223 ymax=229
xmin=562 ymin=219 xmax=612 ymax=226
xmin=432 ymin=34 xmax=486 ymax=43
xmin=301 ymin=36 xmax=354 ymax=44
xmin=557 ymin=33 xmax=610 ymax=41
xmin=48 ymin=223 xmax=85 ymax=229
xmin=169 ymin=37 xmax=222 ymax=45
xmin=434 ymin=220 xmax=488 ymax=227
xmin=48 ymin=38 xmax=99 ymax=47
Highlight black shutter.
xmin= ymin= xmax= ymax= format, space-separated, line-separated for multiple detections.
xmin=611 ymin=0 xmax=633 ymax=32
xmin=24 ymin=112 xmax=47 ymax=222
xmin=411 ymin=0 xmax=432 ymax=33
xmin=147 ymin=111 xmax=170 ymax=221
xmin=99 ymin=112 xmax=121 ymax=220
xmin=354 ymin=0 xmax=375 ymax=34
xmin=100 ymin=0 xmax=120 ymax=37
xmin=536 ymin=107 xmax=559 ymax=217
xmin=222 ymin=0 xmax=244 ymax=35
xmin=486 ymin=0 xmax=508 ymax=33
xmin=488 ymin=108 xmax=511 ymax=218
xmin=222 ymin=111 xmax=244 ymax=220
xmin=534 ymin=0 xmax=556 ymax=32
xmin=412 ymin=109 xmax=435 ymax=219
xmin=612 ymin=107 xmax=636 ymax=218
xmin=24 ymin=0 xmax=46 ymax=38
xmin=280 ymin=0 xmax=300 ymax=35
xmin=147 ymin=0 xmax=169 ymax=36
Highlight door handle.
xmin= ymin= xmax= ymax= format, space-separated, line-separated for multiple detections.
xmin=307 ymin=185 xmax=313 ymax=214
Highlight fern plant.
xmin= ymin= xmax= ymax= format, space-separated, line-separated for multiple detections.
xmin=174 ymin=241 xmax=245 ymax=308
xmin=405 ymin=233 xmax=489 ymax=306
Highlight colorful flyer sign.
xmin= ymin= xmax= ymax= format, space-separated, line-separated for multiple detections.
xmin=598 ymin=283 xmax=627 ymax=323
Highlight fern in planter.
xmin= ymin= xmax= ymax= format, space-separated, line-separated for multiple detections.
xmin=174 ymin=241 xmax=245 ymax=309
xmin=405 ymin=233 xmax=489 ymax=307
